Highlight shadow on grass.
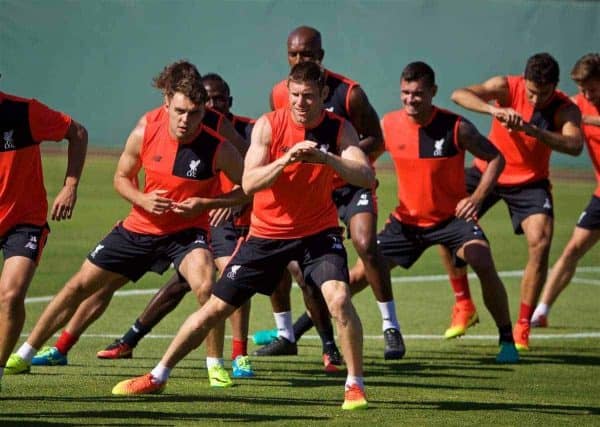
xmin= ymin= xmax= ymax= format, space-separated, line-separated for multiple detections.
xmin=395 ymin=400 xmax=600 ymax=416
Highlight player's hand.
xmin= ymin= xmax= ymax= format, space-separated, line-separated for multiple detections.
xmin=172 ymin=197 xmax=207 ymax=218
xmin=455 ymin=196 xmax=479 ymax=221
xmin=140 ymin=189 xmax=173 ymax=215
xmin=284 ymin=141 xmax=320 ymax=164
xmin=493 ymin=108 xmax=525 ymax=131
xmin=51 ymin=184 xmax=78 ymax=221
xmin=209 ymin=207 xmax=232 ymax=227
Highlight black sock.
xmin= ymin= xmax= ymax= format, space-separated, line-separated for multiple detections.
xmin=498 ymin=323 xmax=514 ymax=344
xmin=122 ymin=319 xmax=152 ymax=347
xmin=318 ymin=322 xmax=336 ymax=353
xmin=293 ymin=312 xmax=314 ymax=341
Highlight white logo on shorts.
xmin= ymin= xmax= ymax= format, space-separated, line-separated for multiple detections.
xmin=433 ymin=138 xmax=445 ymax=157
xmin=357 ymin=193 xmax=369 ymax=206
xmin=543 ymin=198 xmax=552 ymax=210
xmin=319 ymin=144 xmax=329 ymax=154
xmin=577 ymin=211 xmax=587 ymax=225
xmin=24 ymin=236 xmax=38 ymax=250
xmin=194 ymin=235 xmax=206 ymax=245
xmin=227 ymin=265 xmax=241 ymax=280
xmin=3 ymin=130 xmax=15 ymax=150
xmin=331 ymin=235 xmax=343 ymax=250
xmin=472 ymin=225 xmax=482 ymax=236
xmin=90 ymin=244 xmax=104 ymax=258
xmin=325 ymin=106 xmax=334 ymax=112
xmin=186 ymin=159 xmax=202 ymax=178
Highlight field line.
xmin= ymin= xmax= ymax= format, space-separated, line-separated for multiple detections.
xmin=24 ymin=266 xmax=600 ymax=304
xmin=24 ymin=332 xmax=600 ymax=341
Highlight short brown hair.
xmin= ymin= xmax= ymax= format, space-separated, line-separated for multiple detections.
xmin=288 ymin=61 xmax=326 ymax=90
xmin=153 ymin=60 xmax=207 ymax=105
xmin=570 ymin=53 xmax=600 ymax=84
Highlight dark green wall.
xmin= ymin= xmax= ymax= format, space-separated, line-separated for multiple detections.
xmin=1 ymin=0 xmax=598 ymax=166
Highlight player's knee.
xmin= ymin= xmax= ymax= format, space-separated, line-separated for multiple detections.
xmin=353 ymin=235 xmax=377 ymax=260
xmin=324 ymin=283 xmax=351 ymax=317
xmin=0 ymin=287 xmax=26 ymax=312
xmin=191 ymin=280 xmax=213 ymax=305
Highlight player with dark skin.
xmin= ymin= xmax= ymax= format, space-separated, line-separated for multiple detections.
xmin=254 ymin=26 xmax=404 ymax=362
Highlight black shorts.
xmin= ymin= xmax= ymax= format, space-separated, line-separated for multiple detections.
xmin=466 ymin=167 xmax=553 ymax=234
xmin=87 ymin=223 xmax=210 ymax=282
xmin=210 ymin=220 xmax=249 ymax=259
xmin=1 ymin=223 xmax=50 ymax=264
xmin=332 ymin=184 xmax=377 ymax=236
xmin=213 ymin=227 xmax=349 ymax=307
xmin=576 ymin=195 xmax=600 ymax=230
xmin=377 ymin=215 xmax=488 ymax=269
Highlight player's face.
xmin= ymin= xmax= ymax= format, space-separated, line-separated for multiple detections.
xmin=525 ymin=80 xmax=556 ymax=108
xmin=287 ymin=37 xmax=322 ymax=68
xmin=288 ymin=80 xmax=325 ymax=126
xmin=204 ymin=80 xmax=231 ymax=115
xmin=400 ymin=78 xmax=435 ymax=119
xmin=577 ymin=78 xmax=600 ymax=108
xmin=165 ymin=92 xmax=205 ymax=141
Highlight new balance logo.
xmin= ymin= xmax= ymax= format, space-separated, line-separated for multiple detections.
xmin=227 ymin=265 xmax=241 ymax=280
xmin=3 ymin=130 xmax=15 ymax=150
xmin=357 ymin=193 xmax=369 ymax=206
xmin=331 ymin=235 xmax=343 ymax=250
xmin=186 ymin=159 xmax=202 ymax=178
xmin=24 ymin=236 xmax=38 ymax=250
xmin=90 ymin=244 xmax=104 ymax=258
xmin=325 ymin=106 xmax=334 ymax=112
xmin=543 ymin=198 xmax=552 ymax=210
xmin=193 ymin=235 xmax=206 ymax=245
xmin=433 ymin=138 xmax=444 ymax=157
xmin=472 ymin=225 xmax=483 ymax=236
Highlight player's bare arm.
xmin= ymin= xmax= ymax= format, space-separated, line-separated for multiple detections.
xmin=219 ymin=116 xmax=250 ymax=156
xmin=347 ymin=86 xmax=384 ymax=161
xmin=455 ymin=119 xmax=505 ymax=220
xmin=451 ymin=75 xmax=511 ymax=117
xmin=521 ymin=103 xmax=583 ymax=155
xmin=51 ymin=119 xmax=88 ymax=221
xmin=113 ymin=123 xmax=173 ymax=215
xmin=323 ymin=120 xmax=375 ymax=189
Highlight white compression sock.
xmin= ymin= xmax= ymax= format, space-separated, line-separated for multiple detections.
xmin=150 ymin=363 xmax=171 ymax=383
xmin=532 ymin=303 xmax=550 ymax=319
xmin=206 ymin=357 xmax=224 ymax=369
xmin=345 ymin=375 xmax=365 ymax=390
xmin=377 ymin=300 xmax=400 ymax=331
xmin=16 ymin=342 xmax=37 ymax=364
xmin=274 ymin=311 xmax=295 ymax=342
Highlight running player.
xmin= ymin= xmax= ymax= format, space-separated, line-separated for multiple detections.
xmin=532 ymin=53 xmax=600 ymax=326
xmin=0 ymin=84 xmax=88 ymax=391
xmin=254 ymin=25 xmax=404 ymax=363
xmin=111 ymin=61 xmax=373 ymax=411
xmin=5 ymin=61 xmax=247 ymax=379
xmin=350 ymin=61 xmax=519 ymax=363
xmin=439 ymin=53 xmax=583 ymax=350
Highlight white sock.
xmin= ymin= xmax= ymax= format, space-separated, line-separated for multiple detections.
xmin=206 ymin=357 xmax=224 ymax=369
xmin=532 ymin=303 xmax=550 ymax=319
xmin=150 ymin=363 xmax=171 ymax=383
xmin=377 ymin=300 xmax=400 ymax=331
xmin=16 ymin=342 xmax=38 ymax=364
xmin=345 ymin=375 xmax=365 ymax=390
xmin=274 ymin=311 xmax=295 ymax=342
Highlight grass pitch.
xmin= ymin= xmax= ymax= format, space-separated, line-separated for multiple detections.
xmin=0 ymin=154 xmax=599 ymax=426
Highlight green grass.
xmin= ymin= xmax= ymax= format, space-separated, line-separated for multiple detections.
xmin=1 ymin=154 xmax=599 ymax=426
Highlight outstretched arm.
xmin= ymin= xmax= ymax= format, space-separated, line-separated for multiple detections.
xmin=51 ymin=119 xmax=88 ymax=221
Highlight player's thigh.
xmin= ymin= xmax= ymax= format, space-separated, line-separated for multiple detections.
xmin=178 ymin=247 xmax=215 ymax=293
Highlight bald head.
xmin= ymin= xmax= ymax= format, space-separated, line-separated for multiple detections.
xmin=286 ymin=26 xmax=324 ymax=68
